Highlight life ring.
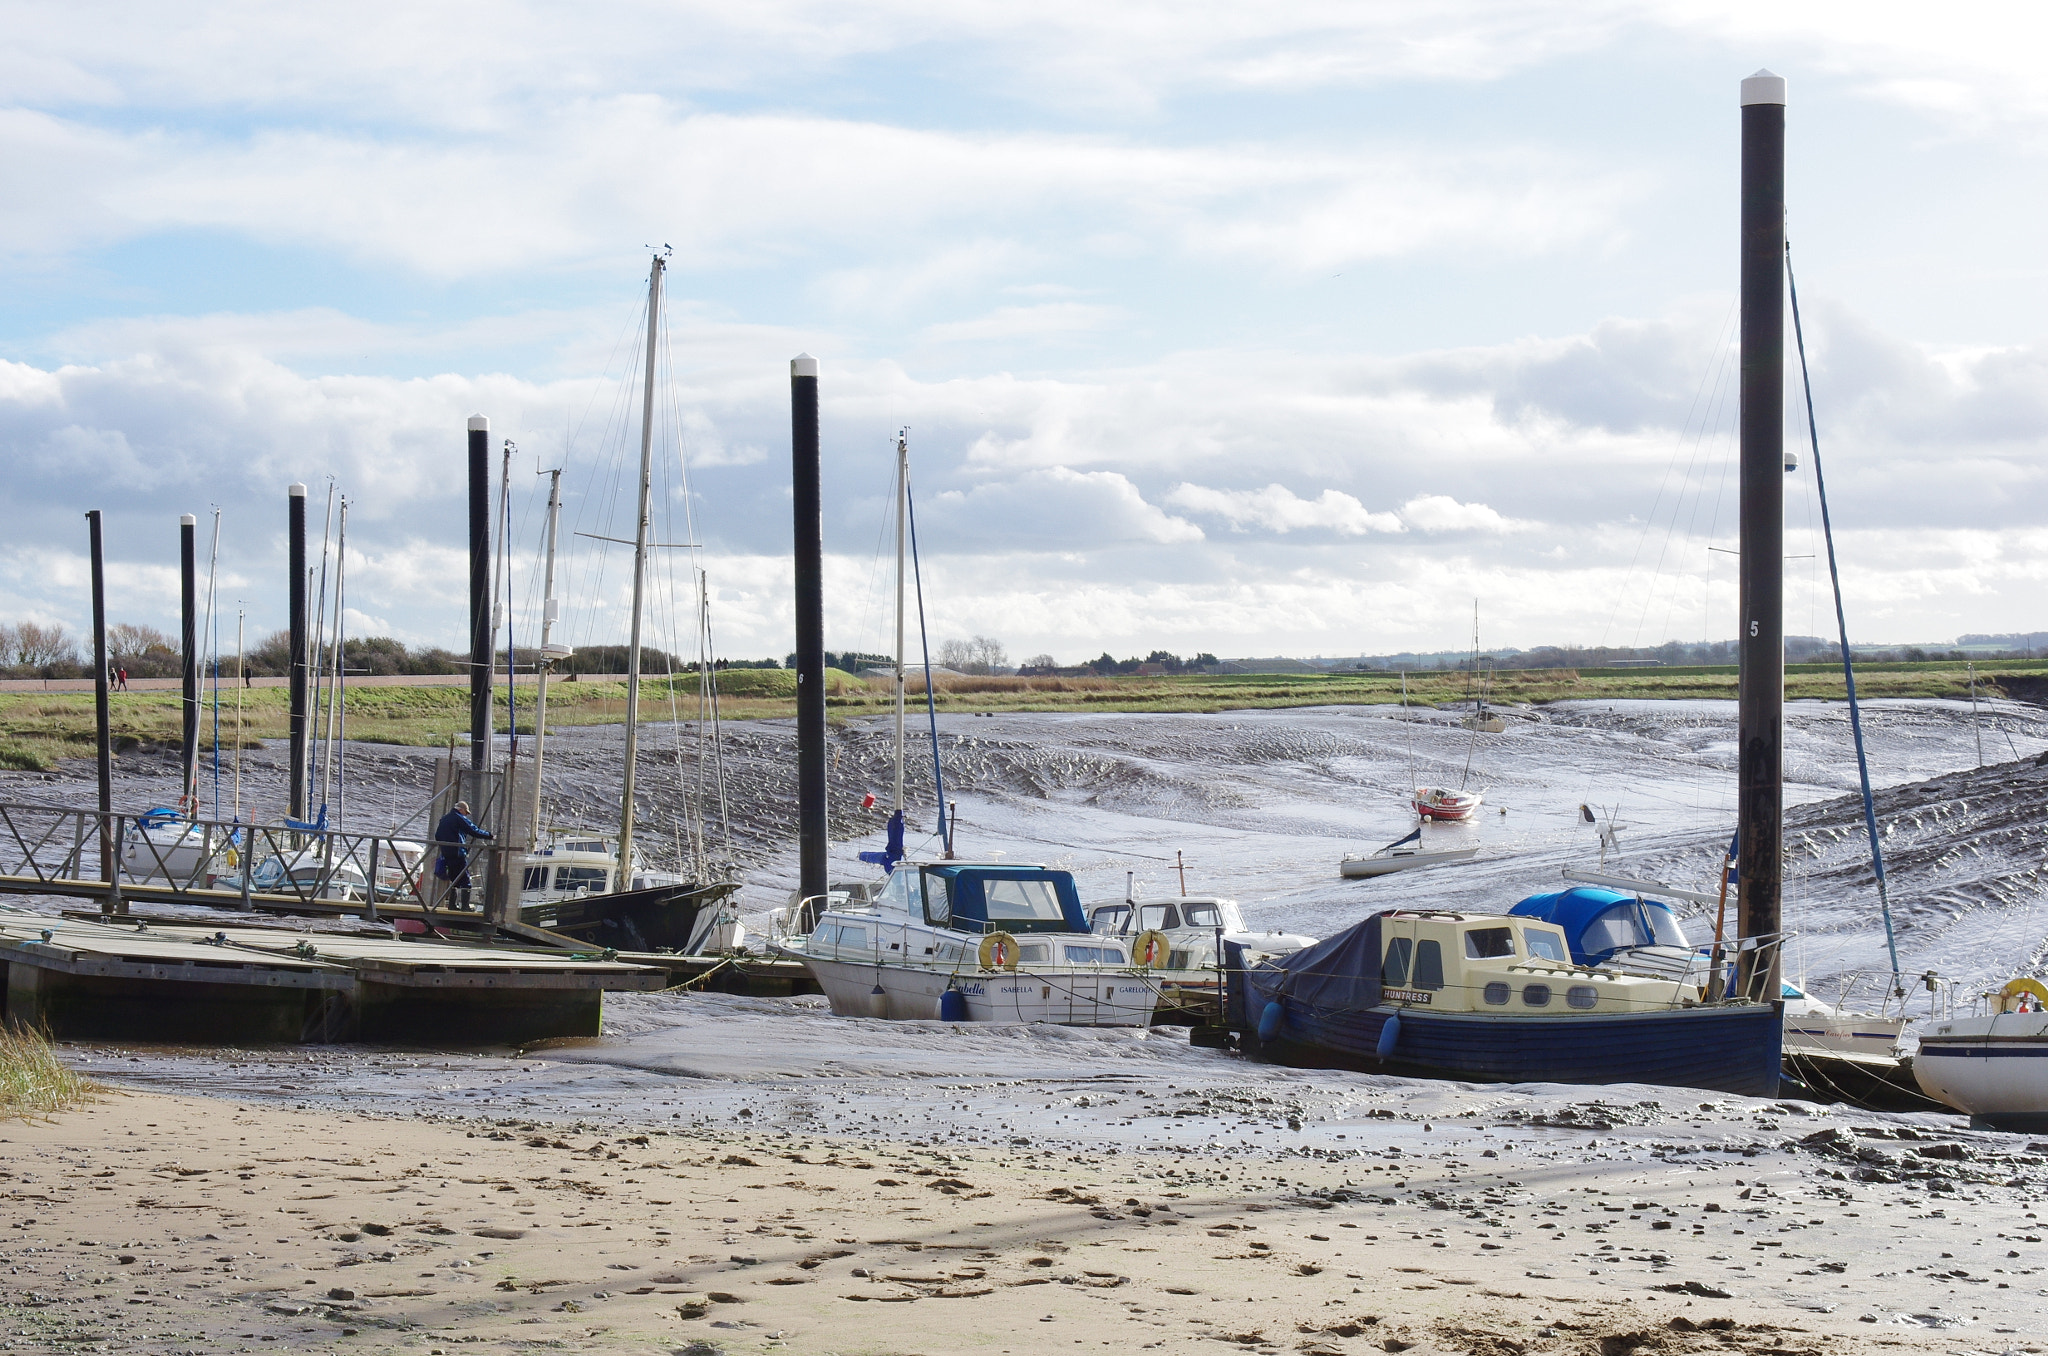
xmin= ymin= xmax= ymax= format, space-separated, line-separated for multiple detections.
xmin=979 ymin=931 xmax=1021 ymax=971
xmin=1131 ymin=929 xmax=1172 ymax=969
xmin=1998 ymin=977 xmax=2048 ymax=1013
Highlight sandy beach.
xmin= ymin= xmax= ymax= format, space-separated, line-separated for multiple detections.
xmin=14 ymin=987 xmax=2048 ymax=1355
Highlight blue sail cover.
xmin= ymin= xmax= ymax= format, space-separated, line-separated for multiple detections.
xmin=858 ymin=809 xmax=907 ymax=871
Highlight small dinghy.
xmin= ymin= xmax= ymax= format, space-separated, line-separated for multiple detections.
xmin=1412 ymin=786 xmax=1483 ymax=821
xmin=1340 ymin=828 xmax=1479 ymax=879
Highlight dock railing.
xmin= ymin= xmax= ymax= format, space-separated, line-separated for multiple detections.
xmin=0 ymin=799 xmax=513 ymax=923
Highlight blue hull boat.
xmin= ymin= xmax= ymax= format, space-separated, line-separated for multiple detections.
xmin=1227 ymin=911 xmax=1782 ymax=1098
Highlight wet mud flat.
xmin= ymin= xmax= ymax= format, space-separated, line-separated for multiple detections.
xmin=40 ymin=988 xmax=2048 ymax=1351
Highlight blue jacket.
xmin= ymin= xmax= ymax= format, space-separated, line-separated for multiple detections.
xmin=434 ymin=809 xmax=493 ymax=854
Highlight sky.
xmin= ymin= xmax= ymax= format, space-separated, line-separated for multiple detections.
xmin=4 ymin=1 xmax=2048 ymax=665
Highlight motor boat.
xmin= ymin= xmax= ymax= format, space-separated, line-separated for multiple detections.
xmin=516 ymin=828 xmax=741 ymax=953
xmin=1913 ymin=978 xmax=2048 ymax=1132
xmin=1089 ymin=895 xmax=1313 ymax=1012
xmin=791 ymin=862 xmax=1162 ymax=1026
xmin=1230 ymin=908 xmax=1782 ymax=1096
xmin=122 ymin=808 xmax=239 ymax=888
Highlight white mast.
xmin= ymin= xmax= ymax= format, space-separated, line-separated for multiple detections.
xmin=532 ymin=466 xmax=563 ymax=842
xmin=619 ymin=252 xmax=665 ymax=888
xmin=893 ymin=430 xmax=908 ymax=812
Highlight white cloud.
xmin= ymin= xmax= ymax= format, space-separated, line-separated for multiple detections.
xmin=1398 ymin=494 xmax=1528 ymax=533
xmin=1166 ymin=483 xmax=1402 ymax=535
xmin=922 ymin=304 xmax=1127 ymax=346
xmin=927 ymin=468 xmax=1203 ymax=547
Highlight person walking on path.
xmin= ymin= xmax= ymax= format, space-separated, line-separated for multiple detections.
xmin=433 ymin=800 xmax=494 ymax=912
xmin=115 ymin=666 xmax=128 ymax=691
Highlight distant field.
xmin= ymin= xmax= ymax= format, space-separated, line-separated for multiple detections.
xmin=1 ymin=658 xmax=2040 ymax=772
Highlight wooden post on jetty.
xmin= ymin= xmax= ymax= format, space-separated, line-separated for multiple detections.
xmin=790 ymin=354 xmax=827 ymax=924
xmin=87 ymin=510 xmax=115 ymax=912
xmin=288 ymin=483 xmax=309 ymax=823
xmin=179 ymin=513 xmax=199 ymax=807
xmin=467 ymin=415 xmax=491 ymax=777
xmin=1736 ymin=69 xmax=1786 ymax=1004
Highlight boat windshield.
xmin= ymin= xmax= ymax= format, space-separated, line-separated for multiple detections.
xmin=1138 ymin=905 xmax=1179 ymax=930
xmin=1643 ymin=905 xmax=1691 ymax=947
xmin=1523 ymin=928 xmax=1568 ymax=962
xmin=1580 ymin=904 xmax=1647 ymax=954
xmin=1091 ymin=905 xmax=1132 ymax=935
xmin=1181 ymin=903 xmax=1222 ymax=928
xmin=874 ymin=869 xmax=915 ymax=913
xmin=984 ymin=878 xmax=1066 ymax=922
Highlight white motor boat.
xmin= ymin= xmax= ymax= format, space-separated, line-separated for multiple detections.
xmin=1781 ymin=980 xmax=1908 ymax=1065
xmin=122 ymin=808 xmax=238 ymax=888
xmin=1340 ymin=828 xmax=1480 ymax=879
xmin=1088 ymin=895 xmax=1314 ymax=1001
xmin=792 ymin=862 xmax=1161 ymax=1026
xmin=1913 ymin=979 xmax=2048 ymax=1132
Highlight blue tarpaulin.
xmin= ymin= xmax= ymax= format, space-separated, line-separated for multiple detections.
xmin=1243 ymin=914 xmax=1385 ymax=1012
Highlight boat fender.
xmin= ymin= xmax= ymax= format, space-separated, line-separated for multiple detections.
xmin=1257 ymin=1000 xmax=1284 ymax=1043
xmin=1999 ymin=977 xmax=2048 ymax=1013
xmin=979 ymin=932 xmax=1021 ymax=971
xmin=938 ymin=987 xmax=968 ymax=1022
xmin=1376 ymin=1012 xmax=1402 ymax=1058
xmin=1132 ymin=929 xmax=1172 ymax=969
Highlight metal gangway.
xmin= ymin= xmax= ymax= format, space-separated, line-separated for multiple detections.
xmin=0 ymin=800 xmax=541 ymax=940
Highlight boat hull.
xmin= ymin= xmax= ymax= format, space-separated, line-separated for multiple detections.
xmin=1243 ymin=992 xmax=1783 ymax=1097
xmin=520 ymin=881 xmax=735 ymax=952
xmin=800 ymin=956 xmax=1156 ymax=1027
xmin=1913 ymin=1012 xmax=2048 ymax=1131
xmin=1340 ymin=848 xmax=1479 ymax=879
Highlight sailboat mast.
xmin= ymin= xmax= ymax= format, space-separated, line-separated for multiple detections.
xmin=531 ymin=467 xmax=562 ymax=844
xmin=892 ymin=431 xmax=908 ymax=812
xmin=619 ymin=253 xmax=665 ymax=886
xmin=1735 ymin=69 xmax=1787 ymax=1004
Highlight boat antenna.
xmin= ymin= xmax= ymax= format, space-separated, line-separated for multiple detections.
xmin=905 ymin=464 xmax=948 ymax=853
xmin=1788 ymin=239 xmax=1902 ymax=993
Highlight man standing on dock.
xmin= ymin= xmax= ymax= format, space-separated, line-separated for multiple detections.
xmin=433 ymin=800 xmax=493 ymax=912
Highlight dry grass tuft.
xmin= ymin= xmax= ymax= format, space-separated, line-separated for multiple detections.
xmin=0 ymin=1024 xmax=97 ymax=1120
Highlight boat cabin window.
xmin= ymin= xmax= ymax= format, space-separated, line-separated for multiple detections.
xmin=1064 ymin=945 xmax=1126 ymax=965
xmin=984 ymin=878 xmax=1066 ymax=923
xmin=521 ymin=866 xmax=549 ymax=891
xmin=1382 ymin=936 xmax=1444 ymax=990
xmin=1181 ymin=903 xmax=1222 ymax=929
xmin=1018 ymin=943 xmax=1050 ymax=963
xmin=1580 ymin=904 xmax=1647 ymax=954
xmin=563 ymin=839 xmax=605 ymax=853
xmin=1522 ymin=928 xmax=1568 ymax=962
xmin=1464 ymin=927 xmax=1515 ymax=959
xmin=1091 ymin=905 xmax=1132 ymax=935
xmin=1139 ymin=904 xmax=1179 ymax=930
xmin=924 ymin=875 xmax=952 ymax=926
xmin=555 ymin=866 xmax=609 ymax=892
xmin=835 ymin=926 xmax=869 ymax=953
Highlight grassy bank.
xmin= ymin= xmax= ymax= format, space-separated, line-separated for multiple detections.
xmin=1 ymin=659 xmax=2040 ymax=771
xmin=0 ymin=1026 xmax=95 ymax=1120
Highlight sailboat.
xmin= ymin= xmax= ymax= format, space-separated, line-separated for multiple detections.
xmin=511 ymin=253 xmax=740 ymax=953
xmin=786 ymin=432 xmax=1162 ymax=1026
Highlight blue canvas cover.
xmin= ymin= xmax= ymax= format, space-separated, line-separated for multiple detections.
xmin=1509 ymin=887 xmax=1687 ymax=966
xmin=1244 ymin=914 xmax=1385 ymax=1013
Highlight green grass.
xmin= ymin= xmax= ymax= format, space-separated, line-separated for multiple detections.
xmin=0 ymin=1025 xmax=96 ymax=1120
xmin=0 ymin=657 xmax=2039 ymax=768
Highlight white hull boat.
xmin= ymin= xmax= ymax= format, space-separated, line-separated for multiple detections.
xmin=793 ymin=861 xmax=1162 ymax=1028
xmin=1088 ymin=896 xmax=1314 ymax=1004
xmin=1914 ymin=980 xmax=2048 ymax=1131
xmin=1341 ymin=846 xmax=1480 ymax=878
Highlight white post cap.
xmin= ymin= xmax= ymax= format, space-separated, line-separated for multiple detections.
xmin=468 ymin=414 xmax=489 ymax=432
xmin=180 ymin=514 xmax=196 ymax=526
xmin=1741 ymin=69 xmax=1786 ymax=106
xmin=288 ymin=483 xmax=307 ymax=497
xmin=791 ymin=354 xmax=818 ymax=378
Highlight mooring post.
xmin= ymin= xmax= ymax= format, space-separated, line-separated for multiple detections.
xmin=1735 ymin=68 xmax=1787 ymax=1004
xmin=468 ymin=415 xmax=491 ymax=776
xmin=180 ymin=513 xmax=199 ymax=807
xmin=288 ymin=484 xmax=309 ymax=822
xmin=365 ymin=837 xmax=381 ymax=923
xmin=790 ymin=355 xmax=827 ymax=914
xmin=88 ymin=509 xmax=114 ymax=912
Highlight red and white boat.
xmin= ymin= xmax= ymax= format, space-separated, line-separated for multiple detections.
xmin=1412 ymin=786 xmax=1484 ymax=820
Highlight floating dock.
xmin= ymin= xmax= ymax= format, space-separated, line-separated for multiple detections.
xmin=1 ymin=912 xmax=665 ymax=1045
